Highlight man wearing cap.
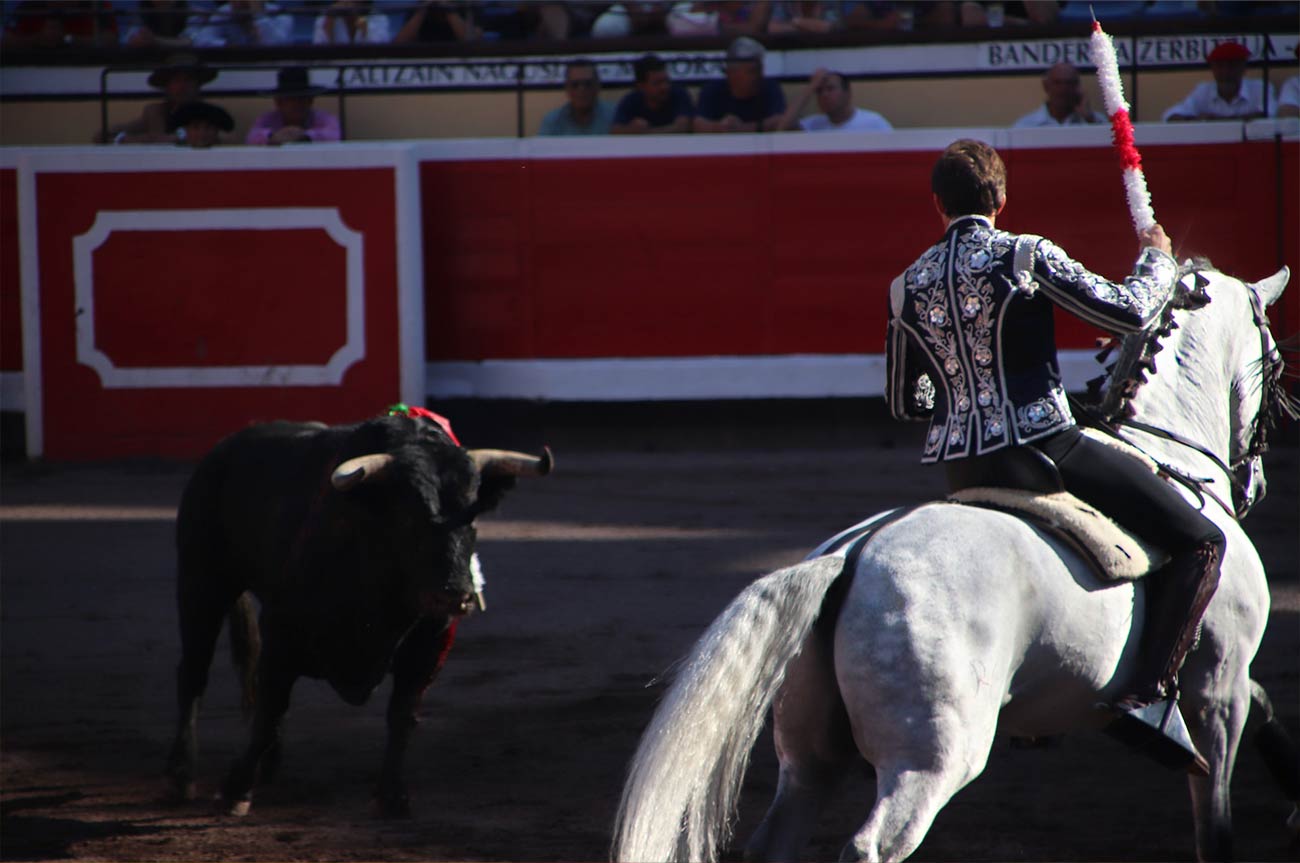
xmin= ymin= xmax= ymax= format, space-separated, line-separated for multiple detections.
xmin=1163 ymin=41 xmax=1276 ymax=122
xmin=96 ymin=52 xmax=215 ymax=145
xmin=168 ymin=101 xmax=235 ymax=149
xmin=247 ymin=67 xmax=341 ymax=145
xmin=695 ymin=36 xmax=787 ymax=133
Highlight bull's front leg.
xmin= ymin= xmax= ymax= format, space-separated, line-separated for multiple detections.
xmin=221 ymin=642 xmax=297 ymax=816
xmin=374 ymin=616 xmax=459 ymax=818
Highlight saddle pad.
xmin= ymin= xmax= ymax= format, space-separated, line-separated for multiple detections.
xmin=948 ymin=488 xmax=1168 ymax=580
xmin=1079 ymin=427 xmax=1161 ymax=474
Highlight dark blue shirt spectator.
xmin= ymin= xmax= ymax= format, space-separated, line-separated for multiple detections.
xmin=697 ymin=77 xmax=786 ymax=126
xmin=613 ymin=85 xmax=694 ymax=129
xmin=612 ymin=53 xmax=695 ymax=134
xmin=694 ymin=36 xmax=787 ymax=133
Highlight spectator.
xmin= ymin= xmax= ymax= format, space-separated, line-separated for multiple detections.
xmin=1280 ymin=77 xmax=1299 ymax=118
xmin=1274 ymin=44 xmax=1298 ymax=119
xmin=845 ymin=2 xmax=959 ymax=31
xmin=611 ymin=54 xmax=694 ymax=134
xmin=780 ymin=68 xmax=893 ymax=131
xmin=768 ymin=1 xmax=842 ymax=34
xmin=168 ymin=100 xmax=235 ymax=148
xmin=530 ymin=2 xmax=606 ymax=39
xmin=313 ymin=0 xmax=392 ymax=44
xmin=2 ymin=0 xmax=118 ymax=49
xmin=694 ymin=36 xmax=786 ymax=133
xmin=189 ymin=0 xmax=293 ymax=47
xmin=96 ymin=52 xmax=215 ymax=144
xmin=1163 ymin=41 xmax=1276 ymax=121
xmin=666 ymin=2 xmax=773 ymax=37
xmin=393 ymin=1 xmax=480 ymax=43
xmin=538 ymin=59 xmax=615 ymax=136
xmin=1013 ymin=61 xmax=1106 ymax=127
xmin=246 ymin=67 xmax=341 ymax=145
xmin=464 ymin=2 xmax=600 ymax=40
xmin=959 ymin=1 xmax=1059 ymax=27
xmin=122 ymin=0 xmax=196 ymax=49
xmin=591 ymin=2 xmax=671 ymax=37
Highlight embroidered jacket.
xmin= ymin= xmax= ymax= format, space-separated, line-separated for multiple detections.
xmin=886 ymin=215 xmax=1177 ymax=463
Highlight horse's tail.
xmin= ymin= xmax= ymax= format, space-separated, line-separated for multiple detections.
xmin=228 ymin=592 xmax=260 ymax=719
xmin=612 ymin=555 xmax=846 ymax=863
xmin=1248 ymin=678 xmax=1300 ymax=806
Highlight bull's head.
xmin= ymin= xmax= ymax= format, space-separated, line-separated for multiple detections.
xmin=326 ymin=425 xmax=553 ymax=618
xmin=330 ymin=447 xmax=554 ymax=491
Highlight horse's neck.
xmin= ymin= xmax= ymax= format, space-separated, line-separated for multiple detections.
xmin=1126 ymin=304 xmax=1235 ymax=480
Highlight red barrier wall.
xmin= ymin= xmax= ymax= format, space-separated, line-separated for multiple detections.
xmin=422 ymin=139 xmax=1299 ymax=364
xmin=3 ymin=131 xmax=1296 ymax=457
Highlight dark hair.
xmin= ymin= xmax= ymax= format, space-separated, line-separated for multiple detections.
xmin=566 ymin=58 xmax=598 ymax=80
xmin=633 ymin=54 xmax=667 ymax=84
xmin=931 ymin=139 xmax=1006 ymax=217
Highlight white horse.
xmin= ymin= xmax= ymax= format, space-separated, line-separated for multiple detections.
xmin=613 ymin=265 xmax=1295 ymax=863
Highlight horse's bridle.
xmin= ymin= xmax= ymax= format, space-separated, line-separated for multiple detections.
xmin=1105 ymin=284 xmax=1295 ymax=520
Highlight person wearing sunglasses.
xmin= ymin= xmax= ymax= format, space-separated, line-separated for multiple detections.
xmin=538 ymin=58 xmax=615 ymax=136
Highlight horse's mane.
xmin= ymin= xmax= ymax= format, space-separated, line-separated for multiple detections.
xmin=1085 ymin=258 xmax=1300 ymax=449
xmin=1086 ymin=258 xmax=1213 ymax=423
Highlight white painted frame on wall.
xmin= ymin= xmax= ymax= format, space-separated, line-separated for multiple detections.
xmin=72 ymin=207 xmax=365 ymax=388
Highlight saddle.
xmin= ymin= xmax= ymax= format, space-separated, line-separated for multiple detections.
xmin=944 ymin=434 xmax=1169 ymax=581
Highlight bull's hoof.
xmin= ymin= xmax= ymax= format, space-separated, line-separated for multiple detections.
xmin=217 ymin=795 xmax=252 ymax=817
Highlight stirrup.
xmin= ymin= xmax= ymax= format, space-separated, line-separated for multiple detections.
xmin=1103 ymin=698 xmax=1210 ymax=777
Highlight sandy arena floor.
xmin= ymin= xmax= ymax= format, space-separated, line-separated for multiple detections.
xmin=2 ymin=414 xmax=1296 ymax=862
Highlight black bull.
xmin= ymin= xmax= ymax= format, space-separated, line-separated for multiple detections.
xmin=165 ymin=414 xmax=552 ymax=816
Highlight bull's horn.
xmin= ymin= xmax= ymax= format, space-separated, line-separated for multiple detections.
xmin=468 ymin=446 xmax=554 ymax=477
xmin=331 ymin=453 xmax=396 ymax=491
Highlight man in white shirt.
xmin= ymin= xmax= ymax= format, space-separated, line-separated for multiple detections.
xmin=1279 ymin=45 xmax=1299 ymax=119
xmin=780 ymin=68 xmax=893 ymax=132
xmin=1163 ymin=41 xmax=1276 ymax=122
xmin=1013 ymin=62 xmax=1106 ymax=128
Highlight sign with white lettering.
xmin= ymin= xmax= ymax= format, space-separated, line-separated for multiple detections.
xmin=4 ymin=32 xmax=1292 ymax=98
xmin=336 ymin=53 xmax=727 ymax=91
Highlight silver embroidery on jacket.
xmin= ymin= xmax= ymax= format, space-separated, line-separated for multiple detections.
xmin=1039 ymin=240 xmax=1174 ymax=324
xmin=1017 ymin=395 xmax=1064 ymax=431
xmin=892 ymin=219 xmax=1177 ymax=463
xmin=954 ymin=226 xmax=1013 ymax=444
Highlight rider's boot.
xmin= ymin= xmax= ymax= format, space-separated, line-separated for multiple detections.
xmin=1106 ymin=540 xmax=1223 ymax=776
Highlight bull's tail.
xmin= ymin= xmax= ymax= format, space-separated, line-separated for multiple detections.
xmin=228 ymin=592 xmax=260 ymax=718
xmin=1249 ymin=678 xmax=1300 ymax=810
xmin=611 ymin=555 xmax=846 ymax=863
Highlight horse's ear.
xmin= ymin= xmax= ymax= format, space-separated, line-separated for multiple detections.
xmin=1248 ymin=266 xmax=1289 ymax=308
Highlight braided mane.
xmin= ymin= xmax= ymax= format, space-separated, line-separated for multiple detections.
xmin=1086 ymin=261 xmax=1213 ymax=423
xmin=1086 ymin=260 xmax=1299 ymax=462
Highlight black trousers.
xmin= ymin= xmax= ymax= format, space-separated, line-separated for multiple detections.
xmin=1030 ymin=426 xmax=1225 ymax=553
